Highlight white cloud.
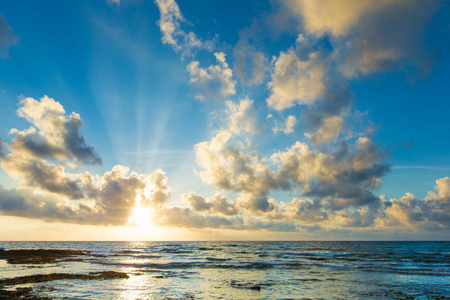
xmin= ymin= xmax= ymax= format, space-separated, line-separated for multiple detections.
xmin=267 ymin=50 xmax=325 ymax=110
xmin=225 ymin=99 xmax=259 ymax=135
xmin=187 ymin=52 xmax=236 ymax=101
xmin=155 ymin=0 xmax=215 ymax=55
xmin=271 ymin=115 xmax=297 ymax=135
xmin=282 ymin=0 xmax=392 ymax=36
xmin=155 ymin=0 xmax=184 ymax=48
xmin=283 ymin=115 xmax=297 ymax=134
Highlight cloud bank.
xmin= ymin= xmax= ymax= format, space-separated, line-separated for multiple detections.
xmin=0 ymin=0 xmax=448 ymax=238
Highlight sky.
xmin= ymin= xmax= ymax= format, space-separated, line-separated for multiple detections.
xmin=0 ymin=0 xmax=449 ymax=241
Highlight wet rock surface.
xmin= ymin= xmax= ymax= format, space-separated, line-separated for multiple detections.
xmin=0 ymin=287 xmax=52 ymax=300
xmin=0 ymin=249 xmax=89 ymax=264
xmin=0 ymin=271 xmax=130 ymax=287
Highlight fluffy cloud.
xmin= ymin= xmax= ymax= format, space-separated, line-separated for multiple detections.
xmin=183 ymin=192 xmax=238 ymax=216
xmin=0 ymin=95 xmax=446 ymax=233
xmin=283 ymin=198 xmax=328 ymax=224
xmin=267 ymin=50 xmax=325 ymax=110
xmin=0 ymin=153 xmax=171 ymax=225
xmin=195 ymin=129 xmax=279 ymax=196
xmin=10 ymin=96 xmax=101 ymax=165
xmin=273 ymin=138 xmax=389 ymax=210
xmin=155 ymin=0 xmax=184 ymax=48
xmin=376 ymin=177 xmax=450 ymax=230
xmin=283 ymin=115 xmax=297 ymax=134
xmin=282 ymin=0 xmax=390 ymax=36
xmin=0 ymin=14 xmax=18 ymax=58
xmin=225 ymin=99 xmax=259 ymax=135
xmin=152 ymin=205 xmax=298 ymax=231
xmin=305 ymin=116 xmax=343 ymax=145
xmin=0 ymin=162 xmax=171 ymax=225
xmin=0 ymin=97 xmax=170 ymax=225
xmin=187 ymin=52 xmax=236 ymax=101
xmin=194 ymin=100 xmax=286 ymax=215
xmin=280 ymin=0 xmax=444 ymax=77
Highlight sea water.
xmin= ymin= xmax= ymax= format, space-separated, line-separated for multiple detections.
xmin=0 ymin=241 xmax=449 ymax=299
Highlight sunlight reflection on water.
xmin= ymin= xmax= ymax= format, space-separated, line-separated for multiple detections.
xmin=0 ymin=241 xmax=448 ymax=299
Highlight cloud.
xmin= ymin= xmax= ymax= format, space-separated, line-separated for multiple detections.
xmin=0 ymin=97 xmax=170 ymax=226
xmin=195 ymin=99 xmax=388 ymax=218
xmin=280 ymin=0 xmax=445 ymax=77
xmin=155 ymin=0 xmax=184 ymax=48
xmin=270 ymin=115 xmax=297 ymax=135
xmin=194 ymin=100 xmax=286 ymax=215
xmin=376 ymin=177 xmax=450 ymax=230
xmin=107 ymin=0 xmax=120 ymax=5
xmin=187 ymin=52 xmax=236 ymax=101
xmin=0 ymin=138 xmax=6 ymax=159
xmin=272 ymin=138 xmax=389 ymax=210
xmin=10 ymin=96 xmax=101 ymax=165
xmin=282 ymin=0 xmax=389 ymax=36
xmin=264 ymin=0 xmax=445 ymax=148
xmin=0 ymin=163 xmax=171 ymax=225
xmin=155 ymin=0 xmax=214 ymax=56
xmin=225 ymin=98 xmax=259 ymax=135
xmin=1 ymin=154 xmax=95 ymax=200
xmin=233 ymin=39 xmax=268 ymax=86
xmin=183 ymin=192 xmax=238 ymax=216
xmin=0 ymin=95 xmax=446 ymax=234
xmin=426 ymin=177 xmax=450 ymax=202
xmin=152 ymin=205 xmax=298 ymax=231
xmin=267 ymin=50 xmax=325 ymax=110
xmin=284 ymin=198 xmax=328 ymax=224
xmin=195 ymin=129 xmax=278 ymax=194
xmin=0 ymin=14 xmax=18 ymax=58
xmin=283 ymin=115 xmax=297 ymax=134
xmin=305 ymin=116 xmax=343 ymax=145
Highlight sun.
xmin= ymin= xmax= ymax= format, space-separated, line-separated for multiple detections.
xmin=128 ymin=195 xmax=153 ymax=228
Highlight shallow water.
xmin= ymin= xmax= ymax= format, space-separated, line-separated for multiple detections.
xmin=0 ymin=241 xmax=449 ymax=299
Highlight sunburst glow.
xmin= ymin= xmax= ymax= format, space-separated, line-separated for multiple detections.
xmin=128 ymin=195 xmax=153 ymax=228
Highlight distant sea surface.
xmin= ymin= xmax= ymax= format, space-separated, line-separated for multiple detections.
xmin=0 ymin=241 xmax=449 ymax=299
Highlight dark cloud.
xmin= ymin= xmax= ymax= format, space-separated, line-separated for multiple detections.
xmin=0 ymin=138 xmax=6 ymax=159
xmin=63 ymin=114 xmax=102 ymax=164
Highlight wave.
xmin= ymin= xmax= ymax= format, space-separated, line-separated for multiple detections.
xmin=205 ymin=257 xmax=231 ymax=261
xmin=285 ymin=252 xmax=353 ymax=257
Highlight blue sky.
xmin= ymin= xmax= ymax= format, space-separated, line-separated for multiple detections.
xmin=0 ymin=0 xmax=449 ymax=240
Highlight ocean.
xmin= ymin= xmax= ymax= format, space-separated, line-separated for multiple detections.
xmin=0 ymin=241 xmax=449 ymax=299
